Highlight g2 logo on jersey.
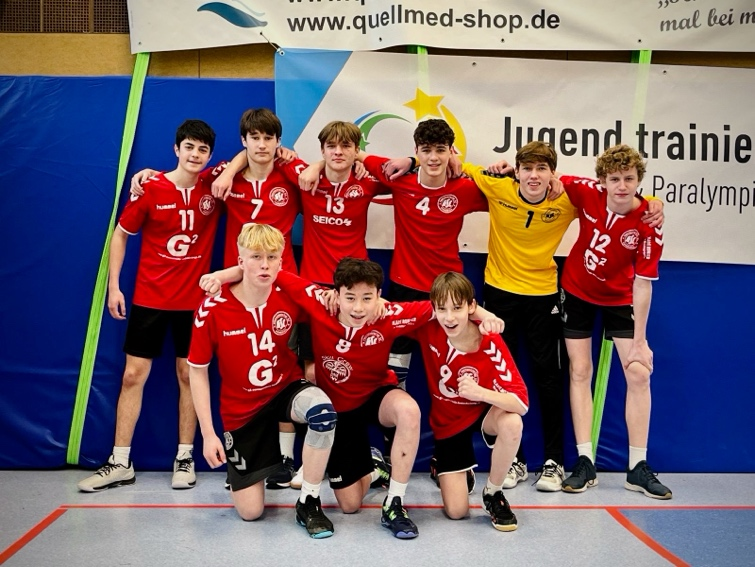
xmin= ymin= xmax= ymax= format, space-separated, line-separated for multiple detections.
xmin=167 ymin=234 xmax=199 ymax=257
xmin=270 ymin=187 xmax=290 ymax=207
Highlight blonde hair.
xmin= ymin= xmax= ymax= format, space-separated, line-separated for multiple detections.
xmin=596 ymin=144 xmax=646 ymax=182
xmin=429 ymin=272 xmax=476 ymax=308
xmin=236 ymin=223 xmax=285 ymax=254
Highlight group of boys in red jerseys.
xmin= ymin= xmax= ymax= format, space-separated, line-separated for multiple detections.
xmin=77 ymin=108 xmax=671 ymax=540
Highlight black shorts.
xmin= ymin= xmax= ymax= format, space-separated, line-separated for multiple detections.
xmin=123 ymin=305 xmax=193 ymax=359
xmin=387 ymin=281 xmax=429 ymax=355
xmin=561 ymin=289 xmax=634 ymax=340
xmin=327 ymin=385 xmax=398 ymax=490
xmin=434 ymin=409 xmax=496 ymax=476
xmin=225 ymin=380 xmax=313 ymax=491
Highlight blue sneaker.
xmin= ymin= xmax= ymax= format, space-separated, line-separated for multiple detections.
xmin=381 ymin=496 xmax=418 ymax=539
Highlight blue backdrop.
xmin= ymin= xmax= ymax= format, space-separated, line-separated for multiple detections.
xmin=0 ymin=76 xmax=752 ymax=473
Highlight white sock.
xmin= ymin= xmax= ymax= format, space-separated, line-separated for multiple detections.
xmin=386 ymin=479 xmax=407 ymax=505
xmin=280 ymin=432 xmax=296 ymax=460
xmin=370 ymin=468 xmax=381 ymax=484
xmin=111 ymin=446 xmax=131 ymax=466
xmin=576 ymin=442 xmax=594 ymax=462
xmin=299 ymin=479 xmax=321 ymax=503
xmin=629 ymin=446 xmax=647 ymax=469
xmin=176 ymin=444 xmax=193 ymax=460
xmin=485 ymin=477 xmax=503 ymax=495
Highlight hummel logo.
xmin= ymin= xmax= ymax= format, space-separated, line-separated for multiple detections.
xmin=584 ymin=211 xmax=597 ymax=223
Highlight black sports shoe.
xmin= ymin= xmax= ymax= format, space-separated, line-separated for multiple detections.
xmin=625 ymin=460 xmax=672 ymax=500
xmin=295 ymin=495 xmax=334 ymax=539
xmin=266 ymin=456 xmax=296 ymax=489
xmin=370 ymin=447 xmax=391 ymax=489
xmin=466 ymin=469 xmax=476 ymax=494
xmin=381 ymin=496 xmax=419 ymax=539
xmin=482 ymin=489 xmax=518 ymax=531
xmin=562 ymin=455 xmax=598 ymax=493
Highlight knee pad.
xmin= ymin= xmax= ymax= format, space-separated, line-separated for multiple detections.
xmin=292 ymin=387 xmax=337 ymax=450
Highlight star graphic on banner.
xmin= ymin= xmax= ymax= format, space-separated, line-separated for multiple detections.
xmin=404 ymin=88 xmax=444 ymax=121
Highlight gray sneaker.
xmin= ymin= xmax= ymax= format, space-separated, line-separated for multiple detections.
xmin=172 ymin=457 xmax=196 ymax=489
xmin=78 ymin=457 xmax=135 ymax=492
xmin=502 ymin=459 xmax=528 ymax=489
xmin=535 ymin=459 xmax=565 ymax=492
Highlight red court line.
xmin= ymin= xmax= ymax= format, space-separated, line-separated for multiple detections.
xmin=0 ymin=507 xmax=67 ymax=565
xmin=62 ymin=503 xmax=755 ymax=510
xmin=606 ymin=507 xmax=690 ymax=567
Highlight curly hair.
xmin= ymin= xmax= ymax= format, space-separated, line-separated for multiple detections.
xmin=413 ymin=119 xmax=455 ymax=147
xmin=595 ymin=144 xmax=646 ymax=182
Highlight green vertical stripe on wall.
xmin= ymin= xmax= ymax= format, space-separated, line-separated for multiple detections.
xmin=67 ymin=52 xmax=151 ymax=465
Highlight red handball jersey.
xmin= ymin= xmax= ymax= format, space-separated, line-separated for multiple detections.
xmin=187 ymin=284 xmax=304 ymax=431
xmin=363 ymin=156 xmax=488 ymax=292
xmin=409 ymin=323 xmax=529 ymax=440
xmin=275 ymin=271 xmax=435 ymax=412
xmin=560 ymin=176 xmax=664 ymax=306
xmin=118 ymin=171 xmax=220 ymax=311
xmin=300 ymin=171 xmax=384 ymax=284
xmin=223 ymin=159 xmax=303 ymax=272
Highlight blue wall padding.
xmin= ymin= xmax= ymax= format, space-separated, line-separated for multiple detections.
xmin=0 ymin=76 xmax=753 ymax=473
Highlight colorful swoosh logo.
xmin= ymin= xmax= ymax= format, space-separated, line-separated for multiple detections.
xmin=197 ymin=2 xmax=267 ymax=28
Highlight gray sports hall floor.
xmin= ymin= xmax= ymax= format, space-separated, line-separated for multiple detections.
xmin=1 ymin=470 xmax=753 ymax=567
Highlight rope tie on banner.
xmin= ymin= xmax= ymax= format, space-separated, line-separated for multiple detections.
xmin=591 ymin=49 xmax=652 ymax=461
xmin=260 ymin=31 xmax=284 ymax=56
xmin=66 ymin=52 xmax=151 ymax=465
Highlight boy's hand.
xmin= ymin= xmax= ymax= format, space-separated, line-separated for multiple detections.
xmin=318 ymin=288 xmax=339 ymax=316
xmin=457 ymin=374 xmax=485 ymax=402
xmin=625 ymin=340 xmax=654 ymax=373
xmin=353 ymin=161 xmax=368 ymax=180
xmin=203 ymin=434 xmax=227 ymax=468
xmin=486 ymin=160 xmax=514 ymax=176
xmin=199 ymin=272 xmax=223 ymax=297
xmin=547 ymin=175 xmax=565 ymax=200
xmin=366 ymin=297 xmax=388 ymax=325
xmin=299 ymin=162 xmax=323 ymax=194
xmin=643 ymin=199 xmax=665 ymax=228
xmin=383 ymin=157 xmax=413 ymax=181
xmin=275 ymin=146 xmax=297 ymax=164
xmin=130 ymin=168 xmax=158 ymax=197
xmin=211 ymin=167 xmax=235 ymax=201
xmin=478 ymin=315 xmax=505 ymax=335
xmin=107 ymin=289 xmax=127 ymax=320
xmin=448 ymin=154 xmax=463 ymax=178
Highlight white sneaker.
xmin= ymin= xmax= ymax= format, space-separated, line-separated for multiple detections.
xmin=502 ymin=459 xmax=528 ymax=489
xmin=172 ymin=457 xmax=196 ymax=489
xmin=290 ymin=465 xmax=304 ymax=489
xmin=535 ymin=459 xmax=565 ymax=492
xmin=78 ymin=456 xmax=135 ymax=492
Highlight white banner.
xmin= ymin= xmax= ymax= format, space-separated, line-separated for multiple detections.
xmin=127 ymin=0 xmax=755 ymax=54
xmin=276 ymin=51 xmax=755 ymax=265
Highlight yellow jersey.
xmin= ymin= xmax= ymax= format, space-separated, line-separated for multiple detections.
xmin=463 ymin=163 xmax=577 ymax=296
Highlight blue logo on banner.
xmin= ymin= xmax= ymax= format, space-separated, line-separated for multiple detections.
xmin=197 ymin=2 xmax=267 ymax=28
